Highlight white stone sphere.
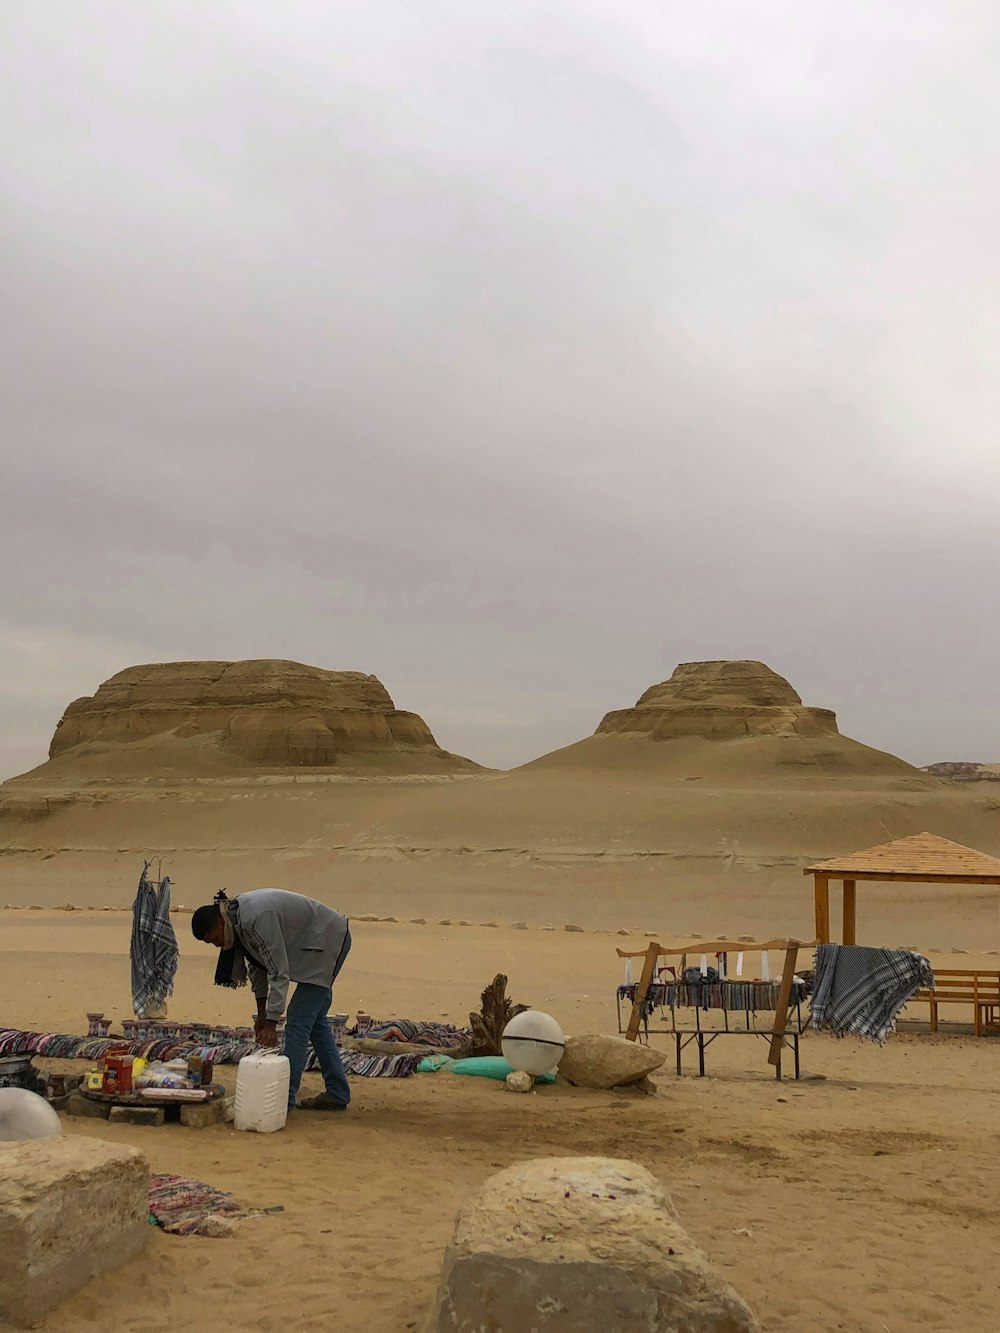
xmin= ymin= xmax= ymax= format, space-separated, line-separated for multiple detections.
xmin=501 ymin=1010 xmax=565 ymax=1076
xmin=0 ymin=1088 xmax=62 ymax=1141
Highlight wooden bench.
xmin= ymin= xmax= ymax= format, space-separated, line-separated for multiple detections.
xmin=914 ymin=969 xmax=1000 ymax=1036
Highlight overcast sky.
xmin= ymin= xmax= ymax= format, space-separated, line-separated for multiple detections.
xmin=3 ymin=1 xmax=1000 ymax=778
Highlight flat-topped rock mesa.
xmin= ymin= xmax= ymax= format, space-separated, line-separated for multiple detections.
xmin=597 ymin=660 xmax=838 ymax=740
xmin=521 ymin=659 xmax=929 ymax=781
xmin=37 ymin=659 xmax=481 ymax=776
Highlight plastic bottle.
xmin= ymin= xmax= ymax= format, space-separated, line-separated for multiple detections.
xmin=234 ymin=1052 xmax=290 ymax=1133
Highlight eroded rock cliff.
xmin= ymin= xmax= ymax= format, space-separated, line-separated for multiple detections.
xmin=596 ymin=660 xmax=839 ymax=741
xmin=45 ymin=660 xmax=479 ymax=772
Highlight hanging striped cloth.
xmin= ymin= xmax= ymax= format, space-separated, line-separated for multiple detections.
xmin=130 ymin=863 xmax=179 ymax=1018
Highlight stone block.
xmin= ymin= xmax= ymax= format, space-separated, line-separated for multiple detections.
xmin=109 ymin=1106 xmax=165 ymax=1127
xmin=0 ymin=1137 xmax=149 ymax=1328
xmin=558 ymin=1034 xmax=666 ymax=1089
xmin=423 ymin=1156 xmax=758 ymax=1333
xmin=179 ymin=1099 xmax=228 ymax=1129
xmin=65 ymin=1092 xmax=110 ymax=1119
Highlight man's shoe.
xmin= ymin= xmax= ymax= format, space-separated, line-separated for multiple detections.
xmin=297 ymin=1093 xmax=348 ymax=1112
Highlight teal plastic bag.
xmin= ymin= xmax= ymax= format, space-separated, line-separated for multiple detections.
xmin=445 ymin=1056 xmax=556 ymax=1084
xmin=417 ymin=1054 xmax=455 ymax=1073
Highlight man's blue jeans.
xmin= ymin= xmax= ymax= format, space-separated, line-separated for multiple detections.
xmin=284 ymin=930 xmax=352 ymax=1109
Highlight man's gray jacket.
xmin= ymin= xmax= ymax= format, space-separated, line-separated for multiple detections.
xmin=229 ymin=889 xmax=350 ymax=1020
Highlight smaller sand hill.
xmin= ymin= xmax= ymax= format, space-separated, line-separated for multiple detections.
xmin=17 ymin=659 xmax=481 ymax=779
xmin=521 ymin=660 xmax=930 ymax=783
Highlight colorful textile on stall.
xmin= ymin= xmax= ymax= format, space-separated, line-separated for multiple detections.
xmin=130 ymin=864 xmax=178 ymax=1018
xmin=357 ymin=1019 xmax=471 ymax=1048
xmin=0 ymin=1028 xmax=421 ymax=1078
xmin=148 ymin=1173 xmax=247 ymax=1235
xmin=809 ymin=944 xmax=934 ymax=1045
xmin=618 ymin=979 xmax=809 ymax=1015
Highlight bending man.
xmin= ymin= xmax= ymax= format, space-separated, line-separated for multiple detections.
xmin=192 ymin=888 xmax=351 ymax=1113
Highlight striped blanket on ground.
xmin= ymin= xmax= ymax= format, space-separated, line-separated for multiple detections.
xmin=148 ymin=1173 xmax=248 ymax=1235
xmin=809 ymin=944 xmax=934 ymax=1044
xmin=356 ymin=1019 xmax=471 ymax=1048
xmin=0 ymin=1029 xmax=421 ymax=1078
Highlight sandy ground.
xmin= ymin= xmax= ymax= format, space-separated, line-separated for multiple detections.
xmin=3 ymin=910 xmax=1000 ymax=1332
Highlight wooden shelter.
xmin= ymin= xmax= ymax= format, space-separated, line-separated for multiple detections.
xmin=804 ymin=831 xmax=1000 ymax=945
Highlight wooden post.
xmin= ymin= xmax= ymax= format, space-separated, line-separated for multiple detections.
xmin=625 ymin=941 xmax=660 ymax=1042
xmin=768 ymin=943 xmax=800 ymax=1068
xmin=842 ymin=879 xmax=856 ymax=946
xmin=814 ymin=874 xmax=830 ymax=944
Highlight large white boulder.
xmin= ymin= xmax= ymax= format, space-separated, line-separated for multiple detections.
xmin=558 ymin=1033 xmax=666 ymax=1089
xmin=424 ymin=1156 xmax=758 ymax=1332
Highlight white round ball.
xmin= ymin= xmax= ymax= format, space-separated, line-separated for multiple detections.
xmin=0 ymin=1088 xmax=62 ymax=1142
xmin=501 ymin=1010 xmax=565 ymax=1076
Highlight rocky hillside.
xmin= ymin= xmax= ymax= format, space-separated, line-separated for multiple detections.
xmin=924 ymin=762 xmax=1000 ymax=783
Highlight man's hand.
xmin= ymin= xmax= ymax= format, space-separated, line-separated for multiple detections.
xmin=256 ymin=1019 xmax=279 ymax=1049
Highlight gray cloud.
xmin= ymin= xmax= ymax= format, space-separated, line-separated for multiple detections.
xmin=3 ymin=1 xmax=1000 ymax=775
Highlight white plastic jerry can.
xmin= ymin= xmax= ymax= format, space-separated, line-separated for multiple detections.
xmin=234 ymin=1052 xmax=290 ymax=1133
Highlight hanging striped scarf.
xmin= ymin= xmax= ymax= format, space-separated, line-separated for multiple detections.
xmin=130 ymin=863 xmax=178 ymax=1017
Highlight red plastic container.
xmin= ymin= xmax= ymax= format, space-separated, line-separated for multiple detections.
xmin=102 ymin=1054 xmax=134 ymax=1095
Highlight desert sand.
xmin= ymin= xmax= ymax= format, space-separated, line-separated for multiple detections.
xmin=3 ymin=659 xmax=1000 ymax=1330
xmin=2 ymin=912 xmax=1000 ymax=1333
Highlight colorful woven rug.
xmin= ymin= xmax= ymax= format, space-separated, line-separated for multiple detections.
xmin=0 ymin=1029 xmax=422 ymax=1077
xmin=148 ymin=1172 xmax=247 ymax=1235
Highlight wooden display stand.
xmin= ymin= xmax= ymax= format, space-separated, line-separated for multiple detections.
xmin=617 ymin=938 xmax=810 ymax=1080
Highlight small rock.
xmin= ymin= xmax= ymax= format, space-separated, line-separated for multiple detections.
xmin=438 ymin=919 xmax=452 ymax=926
xmin=410 ymin=918 xmax=427 ymax=925
xmin=480 ymin=922 xmax=498 ymax=928
xmin=738 ymin=935 xmax=755 ymax=942
xmin=564 ymin=924 xmax=584 ymax=933
xmin=62 ymin=904 xmax=76 ymax=912
xmin=617 ymin=929 xmax=630 ymax=936
xmin=196 ymin=1214 xmax=237 ymax=1238
xmin=505 ymin=1071 xmax=534 ymax=1093
xmin=511 ymin=921 xmax=528 ymax=930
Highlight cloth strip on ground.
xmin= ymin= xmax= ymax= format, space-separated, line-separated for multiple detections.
xmin=148 ymin=1172 xmax=247 ymax=1235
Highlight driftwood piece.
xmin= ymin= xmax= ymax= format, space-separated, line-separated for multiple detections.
xmin=468 ymin=974 xmax=529 ymax=1057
